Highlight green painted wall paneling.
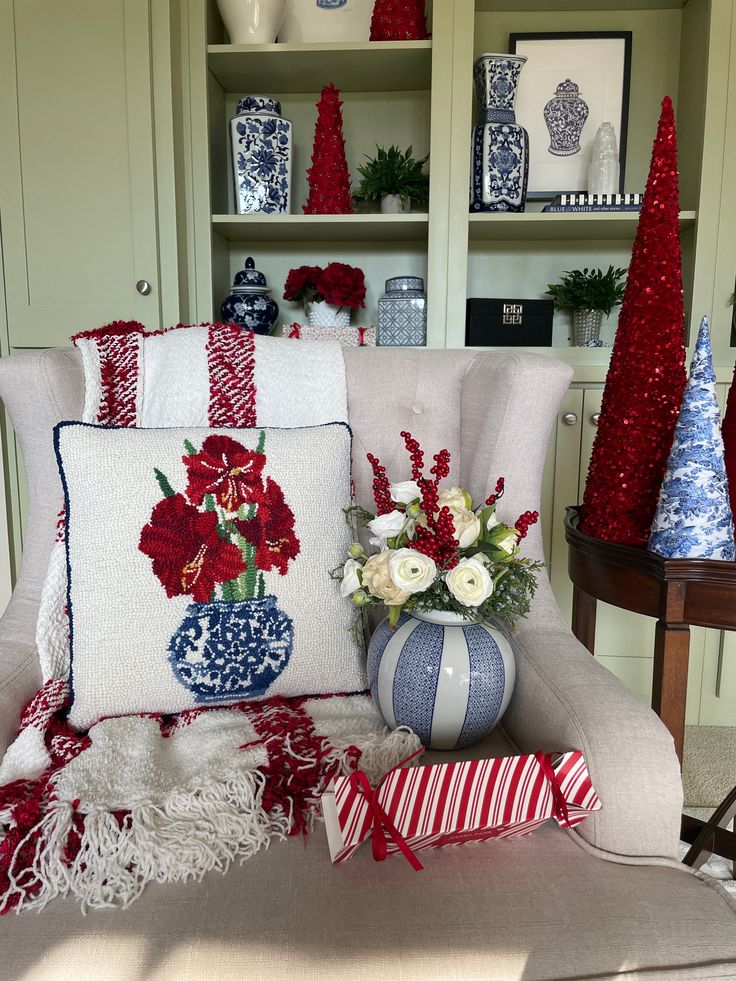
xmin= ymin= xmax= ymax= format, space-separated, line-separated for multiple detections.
xmin=0 ymin=0 xmax=164 ymax=348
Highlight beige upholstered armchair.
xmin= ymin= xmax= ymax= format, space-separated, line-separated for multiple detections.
xmin=0 ymin=346 xmax=734 ymax=979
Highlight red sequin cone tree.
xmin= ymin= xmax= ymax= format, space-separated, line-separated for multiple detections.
xmin=303 ymin=83 xmax=353 ymax=215
xmin=370 ymin=0 xmax=428 ymax=41
xmin=580 ymin=96 xmax=687 ymax=546
xmin=722 ymin=363 xmax=736 ymax=519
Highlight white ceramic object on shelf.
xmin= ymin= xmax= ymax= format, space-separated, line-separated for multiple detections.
xmin=278 ymin=0 xmax=372 ymax=43
xmin=306 ymin=300 xmax=351 ymax=328
xmin=217 ymin=0 xmax=286 ymax=44
xmin=380 ymin=194 xmax=410 ymax=214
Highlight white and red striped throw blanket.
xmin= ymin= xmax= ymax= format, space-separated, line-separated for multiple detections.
xmin=0 ymin=322 xmax=420 ymax=914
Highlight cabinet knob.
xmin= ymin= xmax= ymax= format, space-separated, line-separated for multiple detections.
xmin=136 ymin=279 xmax=152 ymax=296
xmin=562 ymin=412 xmax=578 ymax=426
xmin=591 ymin=412 xmax=601 ymax=426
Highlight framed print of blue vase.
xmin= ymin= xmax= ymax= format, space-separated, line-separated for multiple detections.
xmin=470 ymin=53 xmax=529 ymax=214
xmin=230 ymin=96 xmax=292 ymax=215
xmin=543 ymin=79 xmax=590 ymax=156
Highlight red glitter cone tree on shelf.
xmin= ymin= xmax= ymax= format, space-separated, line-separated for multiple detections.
xmin=580 ymin=96 xmax=687 ymax=546
xmin=370 ymin=0 xmax=429 ymax=41
xmin=303 ymin=83 xmax=353 ymax=215
xmin=722 ymin=364 xmax=736 ymax=519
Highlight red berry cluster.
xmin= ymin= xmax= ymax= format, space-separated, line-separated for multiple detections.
xmin=430 ymin=448 xmax=450 ymax=483
xmin=367 ymin=453 xmax=393 ymax=515
xmin=401 ymin=431 xmax=424 ymax=480
xmin=486 ymin=476 xmax=505 ymax=506
xmin=514 ymin=510 xmax=539 ymax=540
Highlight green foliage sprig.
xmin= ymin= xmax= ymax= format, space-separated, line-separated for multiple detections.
xmin=546 ymin=266 xmax=627 ymax=317
xmin=352 ymin=144 xmax=430 ymax=209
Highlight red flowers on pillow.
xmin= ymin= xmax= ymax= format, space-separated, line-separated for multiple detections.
xmin=139 ymin=495 xmax=246 ymax=603
xmin=139 ymin=433 xmax=301 ymax=604
xmin=184 ymin=434 xmax=266 ymax=512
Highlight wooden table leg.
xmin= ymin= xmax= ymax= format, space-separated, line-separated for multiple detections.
xmin=572 ymin=585 xmax=597 ymax=655
xmin=652 ymin=619 xmax=690 ymax=764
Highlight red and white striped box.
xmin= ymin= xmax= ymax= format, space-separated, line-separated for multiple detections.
xmin=322 ymin=751 xmax=601 ymax=865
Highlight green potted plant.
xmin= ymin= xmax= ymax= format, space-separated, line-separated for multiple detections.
xmin=353 ymin=144 xmax=430 ymax=215
xmin=546 ymin=266 xmax=627 ymax=346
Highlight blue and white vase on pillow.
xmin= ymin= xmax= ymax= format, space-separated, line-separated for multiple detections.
xmin=367 ymin=609 xmax=515 ymax=750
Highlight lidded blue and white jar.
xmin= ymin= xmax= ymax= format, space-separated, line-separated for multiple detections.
xmin=221 ymin=257 xmax=279 ymax=335
xmin=230 ymin=95 xmax=293 ymax=215
xmin=470 ymin=54 xmax=529 ymax=213
xmin=543 ymin=79 xmax=590 ymax=157
xmin=377 ymin=276 xmax=427 ymax=347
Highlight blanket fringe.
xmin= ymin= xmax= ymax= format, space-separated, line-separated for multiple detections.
xmin=1 ymin=768 xmax=283 ymax=914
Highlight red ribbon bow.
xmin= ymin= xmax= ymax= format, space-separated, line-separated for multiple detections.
xmin=348 ymin=747 xmax=425 ymax=871
xmin=534 ymin=751 xmax=570 ymax=826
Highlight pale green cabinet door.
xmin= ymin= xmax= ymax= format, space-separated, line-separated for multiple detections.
xmin=0 ymin=0 xmax=161 ymax=348
xmin=548 ymin=388 xmax=584 ymax=622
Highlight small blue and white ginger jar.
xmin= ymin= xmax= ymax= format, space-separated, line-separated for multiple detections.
xmin=367 ymin=609 xmax=515 ymax=750
xmin=470 ymin=53 xmax=529 ymax=213
xmin=230 ymin=95 xmax=292 ymax=214
xmin=221 ymin=256 xmax=279 ymax=335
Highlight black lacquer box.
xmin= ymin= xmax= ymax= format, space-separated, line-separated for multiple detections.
xmin=465 ymin=298 xmax=554 ymax=346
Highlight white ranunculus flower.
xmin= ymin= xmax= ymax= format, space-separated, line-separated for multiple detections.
xmin=444 ymin=557 xmax=494 ymax=607
xmin=495 ymin=530 xmax=519 ymax=555
xmin=389 ymin=548 xmax=437 ymax=594
xmin=390 ymin=480 xmax=421 ymax=505
xmin=368 ymin=509 xmax=407 ymax=547
xmin=486 ymin=512 xmax=500 ymax=531
xmin=435 ymin=487 xmax=480 ymax=548
xmin=339 ymin=558 xmax=362 ymax=598
xmin=361 ymin=551 xmax=410 ymax=606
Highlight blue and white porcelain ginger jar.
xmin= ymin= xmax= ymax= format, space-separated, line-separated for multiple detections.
xmin=367 ymin=610 xmax=516 ymax=750
xmin=470 ymin=53 xmax=529 ymax=214
xmin=221 ymin=256 xmax=279 ymax=335
xmin=543 ymin=79 xmax=589 ymax=157
xmin=230 ymin=95 xmax=292 ymax=214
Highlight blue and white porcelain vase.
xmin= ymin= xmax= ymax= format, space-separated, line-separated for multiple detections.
xmin=470 ymin=53 xmax=529 ymax=214
xmin=543 ymin=79 xmax=589 ymax=157
xmin=168 ymin=596 xmax=293 ymax=703
xmin=230 ymin=96 xmax=292 ymax=215
xmin=221 ymin=256 xmax=279 ymax=334
xmin=367 ymin=610 xmax=516 ymax=750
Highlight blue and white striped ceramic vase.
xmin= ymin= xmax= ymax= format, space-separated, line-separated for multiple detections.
xmin=367 ymin=610 xmax=515 ymax=750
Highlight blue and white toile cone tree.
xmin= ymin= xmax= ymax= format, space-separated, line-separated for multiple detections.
xmin=649 ymin=316 xmax=735 ymax=560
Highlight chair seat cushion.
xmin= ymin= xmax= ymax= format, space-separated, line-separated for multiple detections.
xmin=2 ymin=728 xmax=735 ymax=981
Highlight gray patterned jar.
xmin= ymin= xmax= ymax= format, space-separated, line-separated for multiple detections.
xmin=230 ymin=95 xmax=292 ymax=214
xmin=377 ymin=276 xmax=427 ymax=347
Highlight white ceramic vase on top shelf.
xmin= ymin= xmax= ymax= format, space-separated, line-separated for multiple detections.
xmin=217 ymin=0 xmax=286 ymax=43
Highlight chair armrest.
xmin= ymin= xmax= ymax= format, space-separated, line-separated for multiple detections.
xmin=0 ymin=592 xmax=43 ymax=758
xmin=504 ymin=578 xmax=683 ymax=860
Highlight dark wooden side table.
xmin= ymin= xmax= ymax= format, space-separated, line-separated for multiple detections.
xmin=564 ymin=506 xmax=736 ymax=871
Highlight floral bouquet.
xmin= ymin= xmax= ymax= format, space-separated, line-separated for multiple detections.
xmin=283 ymin=262 xmax=366 ymax=311
xmin=338 ymin=432 xmax=541 ymax=628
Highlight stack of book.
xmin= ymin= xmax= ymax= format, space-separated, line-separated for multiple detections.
xmin=542 ymin=193 xmax=643 ymax=213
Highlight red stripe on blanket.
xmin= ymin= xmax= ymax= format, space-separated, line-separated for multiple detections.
xmin=73 ymin=320 xmax=145 ymax=426
xmin=207 ymin=325 xmax=257 ymax=427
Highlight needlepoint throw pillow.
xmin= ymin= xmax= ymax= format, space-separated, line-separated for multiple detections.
xmin=55 ymin=422 xmax=365 ymax=730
